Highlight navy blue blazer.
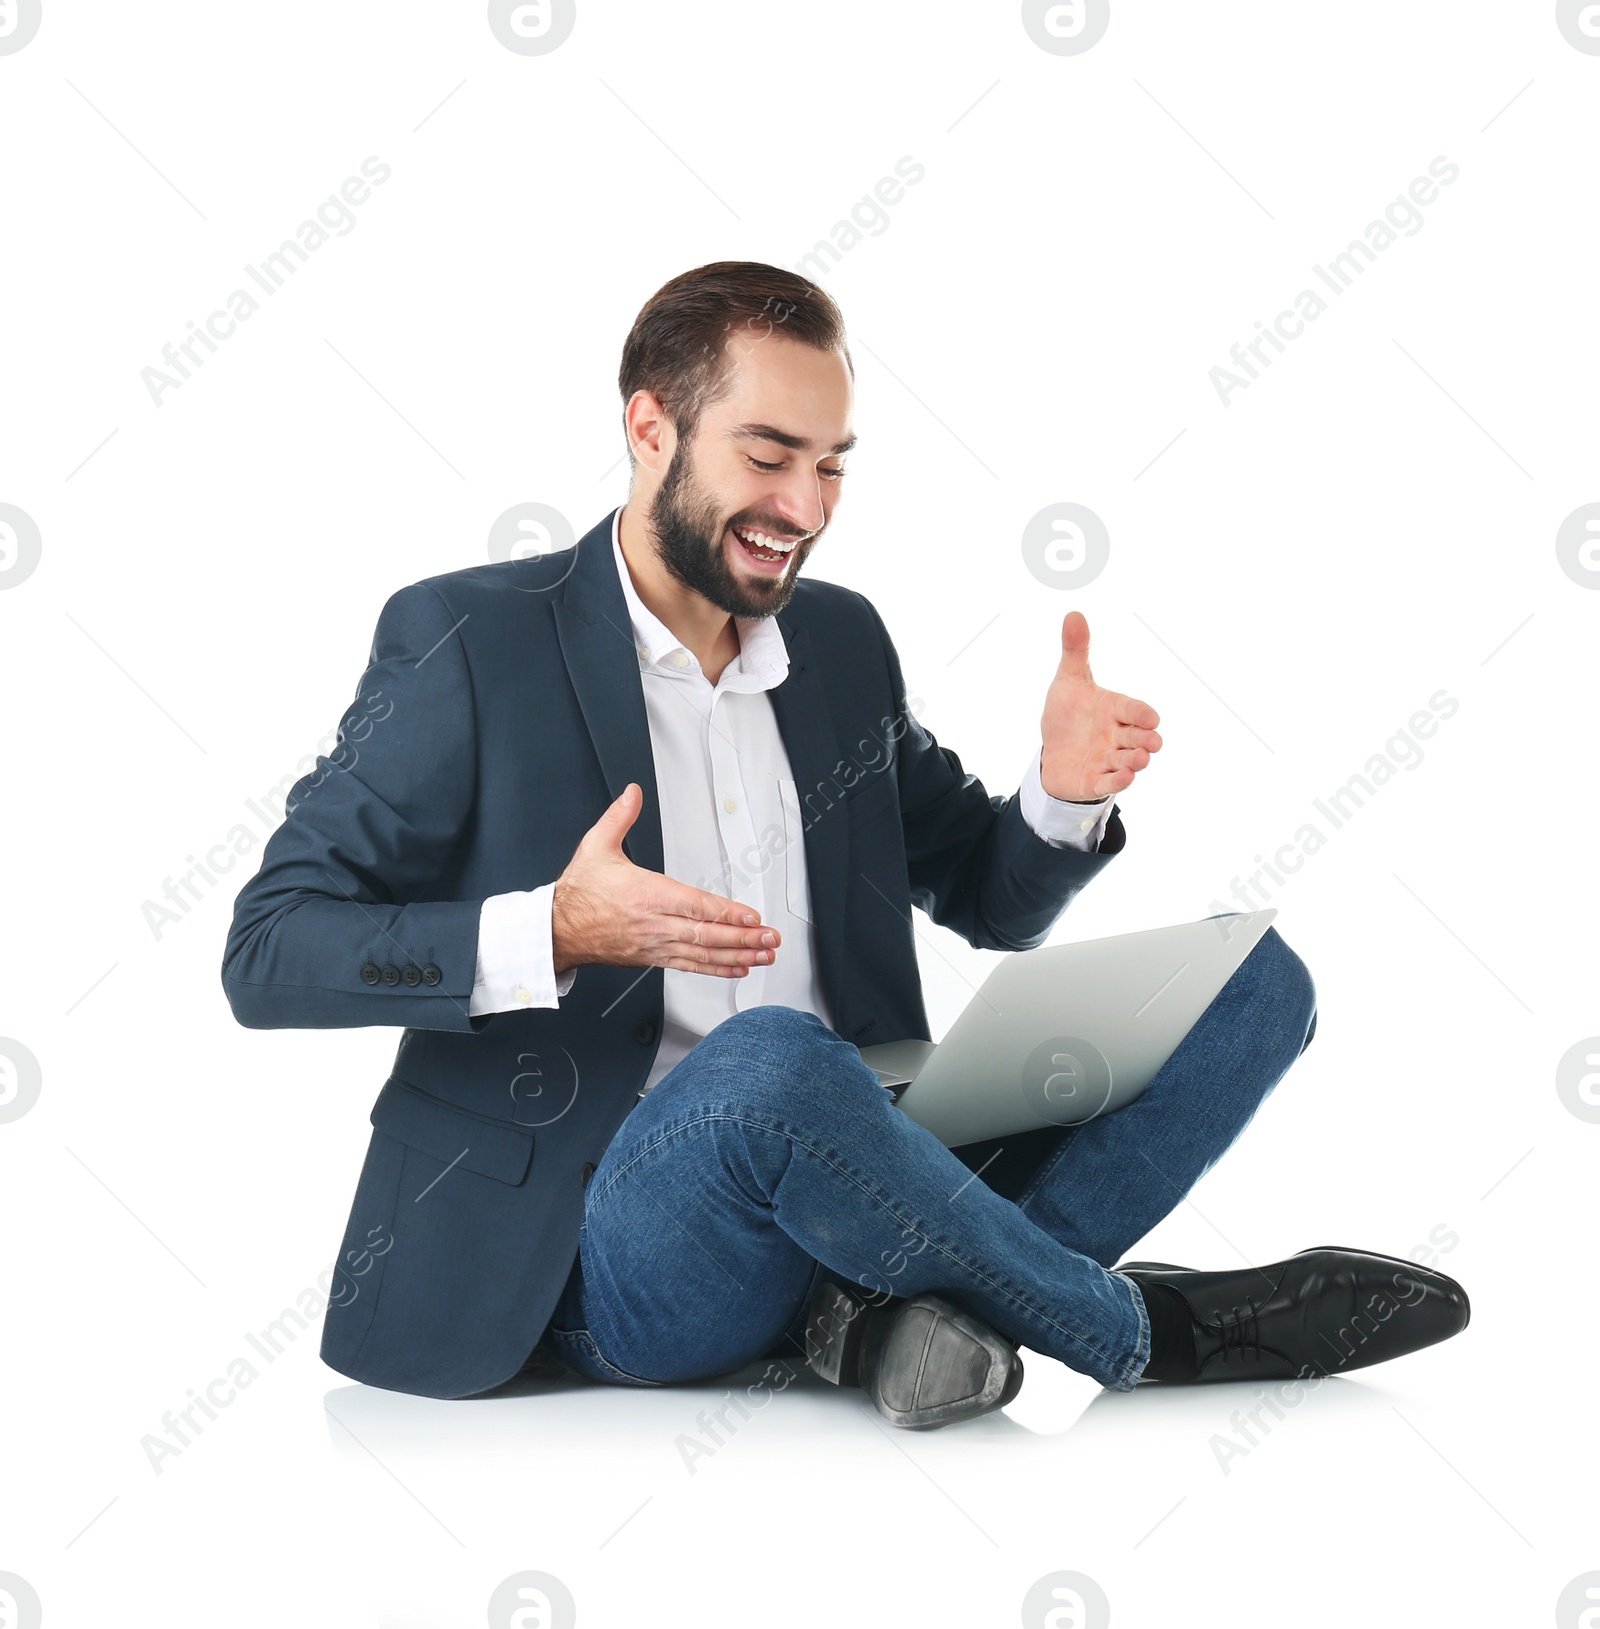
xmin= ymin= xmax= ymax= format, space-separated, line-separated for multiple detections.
xmin=221 ymin=508 xmax=1126 ymax=1397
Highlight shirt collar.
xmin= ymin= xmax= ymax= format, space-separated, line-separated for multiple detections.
xmin=610 ymin=507 xmax=789 ymax=692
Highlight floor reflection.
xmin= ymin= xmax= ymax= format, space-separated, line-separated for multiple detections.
xmin=322 ymin=1345 xmax=1400 ymax=1473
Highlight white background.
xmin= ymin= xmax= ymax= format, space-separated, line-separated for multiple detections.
xmin=2 ymin=2 xmax=1597 ymax=1625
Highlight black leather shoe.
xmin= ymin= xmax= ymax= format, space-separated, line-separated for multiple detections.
xmin=1115 ymin=1245 xmax=1469 ymax=1383
xmin=803 ymin=1279 xmax=1024 ymax=1429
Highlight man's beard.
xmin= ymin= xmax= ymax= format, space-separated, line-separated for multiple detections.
xmin=646 ymin=440 xmax=816 ymax=620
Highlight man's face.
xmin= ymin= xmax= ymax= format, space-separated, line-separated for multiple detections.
xmin=645 ymin=332 xmax=854 ymax=620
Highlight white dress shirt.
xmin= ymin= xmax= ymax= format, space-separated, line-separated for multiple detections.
xmin=470 ymin=510 xmax=1117 ymax=1095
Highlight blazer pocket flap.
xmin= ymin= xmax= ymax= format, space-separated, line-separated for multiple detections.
xmin=370 ymin=1076 xmax=534 ymax=1186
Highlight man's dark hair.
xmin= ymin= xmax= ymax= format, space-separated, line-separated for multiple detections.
xmin=618 ymin=261 xmax=853 ymax=472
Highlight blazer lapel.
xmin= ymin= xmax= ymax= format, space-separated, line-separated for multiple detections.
xmin=553 ymin=511 xmax=664 ymax=876
xmin=765 ymin=616 xmax=850 ymax=1025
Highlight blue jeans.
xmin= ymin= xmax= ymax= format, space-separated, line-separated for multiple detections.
xmin=541 ymin=926 xmax=1317 ymax=1392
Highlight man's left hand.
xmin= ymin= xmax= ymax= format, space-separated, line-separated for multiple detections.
xmin=1039 ymin=611 xmax=1163 ymax=802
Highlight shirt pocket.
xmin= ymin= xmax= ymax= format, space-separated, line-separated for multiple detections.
xmin=777 ymin=777 xmax=814 ymax=924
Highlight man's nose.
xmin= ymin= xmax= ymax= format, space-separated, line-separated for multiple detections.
xmin=767 ymin=480 xmax=828 ymax=539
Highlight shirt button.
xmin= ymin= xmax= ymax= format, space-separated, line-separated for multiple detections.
xmin=514 ymin=985 xmax=533 ymax=1005
xmin=637 ymin=645 xmax=651 ymax=661
xmin=671 ymin=651 xmax=690 ymax=668
xmin=1079 ymin=817 xmax=1096 ymax=831
xmin=723 ymin=796 xmax=737 ymax=813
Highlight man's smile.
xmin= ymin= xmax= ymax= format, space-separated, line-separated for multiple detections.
xmin=727 ymin=521 xmax=805 ymax=574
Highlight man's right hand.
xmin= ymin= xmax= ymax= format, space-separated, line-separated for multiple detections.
xmin=550 ymin=782 xmax=781 ymax=978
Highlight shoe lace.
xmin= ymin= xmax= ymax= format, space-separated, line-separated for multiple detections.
xmin=1214 ymin=1298 xmax=1261 ymax=1365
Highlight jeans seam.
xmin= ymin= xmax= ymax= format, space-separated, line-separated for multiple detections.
xmin=1108 ymin=1269 xmax=1151 ymax=1391
xmin=545 ymin=1325 xmax=665 ymax=1388
xmin=593 ymin=1105 xmax=1141 ymax=1380
xmin=1013 ymin=1125 xmax=1078 ymax=1214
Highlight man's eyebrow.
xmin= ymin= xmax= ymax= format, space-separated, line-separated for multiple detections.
xmin=728 ymin=422 xmax=857 ymax=456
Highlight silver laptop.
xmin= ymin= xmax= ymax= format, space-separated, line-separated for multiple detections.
xmin=858 ymin=910 xmax=1279 ymax=1147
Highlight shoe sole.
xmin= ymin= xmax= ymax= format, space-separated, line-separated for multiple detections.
xmin=803 ymin=1281 xmax=1024 ymax=1430
xmin=804 ymin=1280 xmax=875 ymax=1387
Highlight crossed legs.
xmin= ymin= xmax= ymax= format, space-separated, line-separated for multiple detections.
xmin=541 ymin=927 xmax=1317 ymax=1392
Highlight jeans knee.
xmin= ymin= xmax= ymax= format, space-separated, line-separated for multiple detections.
xmin=690 ymin=1004 xmax=875 ymax=1117
xmin=714 ymin=1003 xmax=837 ymax=1062
xmin=1239 ymin=927 xmax=1317 ymax=1054
xmin=728 ymin=1002 xmax=826 ymax=1034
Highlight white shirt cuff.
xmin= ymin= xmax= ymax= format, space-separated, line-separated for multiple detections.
xmin=1018 ymin=746 xmax=1114 ymax=851
xmin=469 ymin=883 xmax=577 ymax=1016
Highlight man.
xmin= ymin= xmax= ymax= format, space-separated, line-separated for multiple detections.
xmin=222 ymin=261 xmax=1468 ymax=1429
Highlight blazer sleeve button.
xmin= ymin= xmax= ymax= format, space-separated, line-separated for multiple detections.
xmin=381 ymin=964 xmax=401 ymax=986
xmin=581 ymin=1161 xmax=597 ymax=1188
xmin=633 ymin=1019 xmax=656 ymax=1046
xmin=402 ymin=964 xmax=422 ymax=987
xmin=421 ymin=963 xmax=442 ymax=985
xmin=360 ymin=963 xmax=382 ymax=986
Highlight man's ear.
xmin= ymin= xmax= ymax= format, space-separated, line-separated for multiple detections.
xmin=624 ymin=389 xmax=675 ymax=477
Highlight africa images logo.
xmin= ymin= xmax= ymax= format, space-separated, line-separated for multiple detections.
xmin=0 ymin=0 xmax=43 ymax=54
xmin=488 ymin=0 xmax=576 ymax=54
xmin=0 ymin=503 xmax=42 ymax=589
